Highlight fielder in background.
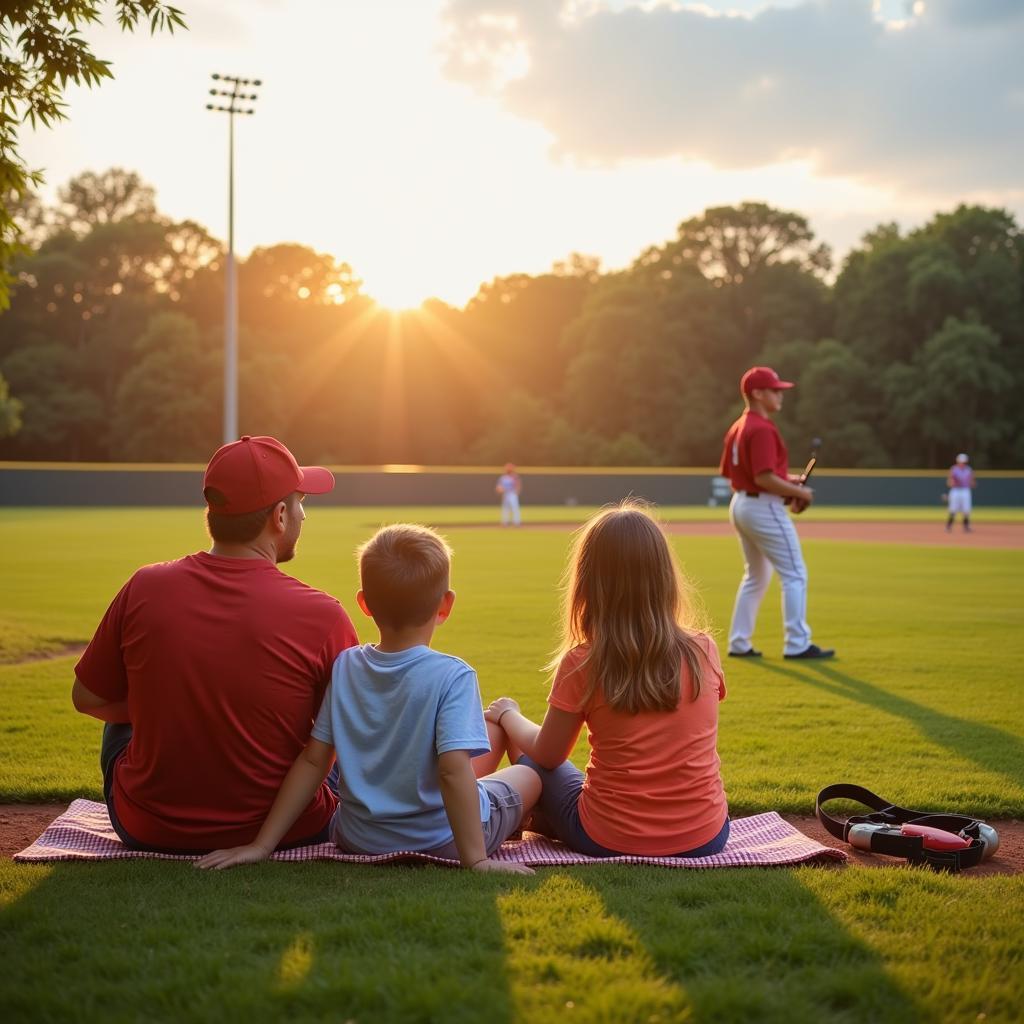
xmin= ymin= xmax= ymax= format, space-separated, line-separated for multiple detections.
xmin=946 ymin=453 xmax=976 ymax=533
xmin=496 ymin=462 xmax=522 ymax=527
xmin=720 ymin=367 xmax=835 ymax=661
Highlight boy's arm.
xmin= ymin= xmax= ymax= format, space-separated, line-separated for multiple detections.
xmin=437 ymin=749 xmax=532 ymax=875
xmin=195 ymin=738 xmax=335 ymax=870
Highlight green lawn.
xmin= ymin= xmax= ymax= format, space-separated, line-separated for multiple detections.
xmin=1 ymin=506 xmax=1023 ymax=1023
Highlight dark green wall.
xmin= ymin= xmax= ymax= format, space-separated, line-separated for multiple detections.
xmin=2 ymin=466 xmax=1022 ymax=508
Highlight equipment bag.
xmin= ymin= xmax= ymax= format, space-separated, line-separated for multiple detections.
xmin=815 ymin=783 xmax=999 ymax=873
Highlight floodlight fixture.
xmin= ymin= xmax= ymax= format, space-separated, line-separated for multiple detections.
xmin=205 ymin=73 xmax=262 ymax=443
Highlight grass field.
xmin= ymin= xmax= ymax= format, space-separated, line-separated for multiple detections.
xmin=2 ymin=505 xmax=1023 ymax=1023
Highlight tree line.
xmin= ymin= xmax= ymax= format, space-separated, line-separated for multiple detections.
xmin=1 ymin=169 xmax=1021 ymax=468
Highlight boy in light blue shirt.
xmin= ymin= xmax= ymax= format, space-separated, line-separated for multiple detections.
xmin=198 ymin=524 xmax=540 ymax=874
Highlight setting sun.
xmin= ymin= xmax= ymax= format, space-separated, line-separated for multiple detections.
xmin=367 ymin=280 xmax=428 ymax=313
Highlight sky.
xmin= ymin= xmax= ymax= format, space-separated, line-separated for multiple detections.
xmin=21 ymin=0 xmax=1024 ymax=309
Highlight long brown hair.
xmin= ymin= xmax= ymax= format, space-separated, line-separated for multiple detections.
xmin=546 ymin=500 xmax=711 ymax=713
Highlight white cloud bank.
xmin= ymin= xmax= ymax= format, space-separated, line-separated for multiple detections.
xmin=441 ymin=0 xmax=1024 ymax=198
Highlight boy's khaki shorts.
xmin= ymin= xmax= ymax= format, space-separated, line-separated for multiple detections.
xmin=423 ymin=778 xmax=524 ymax=861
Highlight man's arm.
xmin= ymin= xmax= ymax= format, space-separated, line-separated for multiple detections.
xmin=195 ymin=737 xmax=335 ymax=870
xmin=753 ymin=470 xmax=813 ymax=504
xmin=71 ymin=678 xmax=130 ymax=724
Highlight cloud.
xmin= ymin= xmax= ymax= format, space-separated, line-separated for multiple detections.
xmin=440 ymin=0 xmax=1024 ymax=196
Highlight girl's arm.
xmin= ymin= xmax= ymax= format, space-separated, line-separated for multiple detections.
xmin=195 ymin=737 xmax=335 ymax=870
xmin=486 ymin=699 xmax=583 ymax=770
xmin=437 ymin=749 xmax=532 ymax=874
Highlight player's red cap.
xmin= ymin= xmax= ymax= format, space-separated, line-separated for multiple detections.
xmin=203 ymin=435 xmax=335 ymax=515
xmin=741 ymin=366 xmax=795 ymax=396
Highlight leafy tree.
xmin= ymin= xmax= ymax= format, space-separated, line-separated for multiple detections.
xmin=594 ymin=431 xmax=658 ymax=467
xmin=0 ymin=370 xmax=22 ymax=437
xmin=52 ymin=167 xmax=157 ymax=237
xmin=0 ymin=342 xmax=104 ymax=457
xmin=638 ymin=203 xmax=833 ymax=371
xmin=659 ymin=202 xmax=830 ymax=287
xmin=550 ymin=252 xmax=602 ymax=281
xmin=463 ymin=270 xmax=593 ymax=401
xmin=109 ymin=312 xmax=219 ymax=461
xmin=469 ymin=390 xmax=556 ymax=465
xmin=0 ymin=1 xmax=185 ymax=308
xmin=240 ymin=244 xmax=361 ymax=308
xmin=914 ymin=317 xmax=1013 ymax=464
xmin=786 ymin=339 xmax=885 ymax=468
xmin=906 ymin=248 xmax=966 ymax=337
xmin=834 ymin=224 xmax=921 ymax=365
xmin=921 ymin=205 xmax=1024 ymax=359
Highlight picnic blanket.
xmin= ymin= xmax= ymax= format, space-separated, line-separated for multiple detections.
xmin=14 ymin=800 xmax=846 ymax=867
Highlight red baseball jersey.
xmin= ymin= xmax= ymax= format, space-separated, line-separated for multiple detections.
xmin=719 ymin=410 xmax=789 ymax=493
xmin=76 ymin=553 xmax=358 ymax=850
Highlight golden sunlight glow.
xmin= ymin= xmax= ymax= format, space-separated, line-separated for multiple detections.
xmin=367 ymin=281 xmax=428 ymax=313
xmin=275 ymin=932 xmax=314 ymax=989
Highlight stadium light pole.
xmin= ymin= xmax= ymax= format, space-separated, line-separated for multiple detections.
xmin=206 ymin=73 xmax=261 ymax=444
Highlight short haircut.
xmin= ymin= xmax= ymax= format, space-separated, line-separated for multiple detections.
xmin=358 ymin=524 xmax=452 ymax=629
xmin=205 ymin=490 xmax=297 ymax=544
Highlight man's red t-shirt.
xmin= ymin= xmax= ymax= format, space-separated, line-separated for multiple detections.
xmin=719 ymin=410 xmax=789 ymax=493
xmin=75 ymin=553 xmax=358 ymax=850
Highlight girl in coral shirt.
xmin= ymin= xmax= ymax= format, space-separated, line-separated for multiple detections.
xmin=486 ymin=500 xmax=729 ymax=857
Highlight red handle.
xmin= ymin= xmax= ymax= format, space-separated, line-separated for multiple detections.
xmin=901 ymin=823 xmax=970 ymax=851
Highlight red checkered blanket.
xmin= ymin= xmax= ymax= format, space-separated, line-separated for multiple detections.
xmin=14 ymin=800 xmax=846 ymax=867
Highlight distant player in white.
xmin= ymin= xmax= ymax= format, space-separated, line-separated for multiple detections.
xmin=946 ymin=453 xmax=975 ymax=533
xmin=496 ymin=463 xmax=522 ymax=527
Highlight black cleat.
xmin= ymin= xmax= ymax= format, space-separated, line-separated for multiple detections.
xmin=785 ymin=644 xmax=835 ymax=660
xmin=728 ymin=648 xmax=763 ymax=658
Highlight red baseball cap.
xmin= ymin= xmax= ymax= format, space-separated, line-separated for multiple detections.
xmin=203 ymin=435 xmax=335 ymax=515
xmin=741 ymin=366 xmax=795 ymax=396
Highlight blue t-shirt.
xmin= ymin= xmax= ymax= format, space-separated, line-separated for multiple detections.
xmin=311 ymin=644 xmax=491 ymax=853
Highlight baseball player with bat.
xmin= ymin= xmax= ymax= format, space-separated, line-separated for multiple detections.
xmin=719 ymin=366 xmax=835 ymax=660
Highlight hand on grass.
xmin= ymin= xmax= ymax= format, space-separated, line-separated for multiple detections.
xmin=484 ymin=697 xmax=520 ymax=724
xmin=194 ymin=844 xmax=271 ymax=871
xmin=471 ymin=858 xmax=534 ymax=876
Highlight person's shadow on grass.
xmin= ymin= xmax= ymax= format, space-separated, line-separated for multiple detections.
xmin=750 ymin=659 xmax=1024 ymax=796
xmin=0 ymin=857 xmax=927 ymax=1023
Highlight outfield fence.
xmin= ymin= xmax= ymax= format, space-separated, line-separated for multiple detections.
xmin=2 ymin=462 xmax=1023 ymax=507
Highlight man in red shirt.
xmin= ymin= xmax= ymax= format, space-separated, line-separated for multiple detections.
xmin=719 ymin=367 xmax=835 ymax=660
xmin=72 ymin=435 xmax=358 ymax=851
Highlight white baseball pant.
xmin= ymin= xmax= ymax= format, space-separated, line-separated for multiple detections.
xmin=948 ymin=488 xmax=972 ymax=515
xmin=501 ymin=492 xmax=521 ymax=526
xmin=728 ymin=492 xmax=812 ymax=657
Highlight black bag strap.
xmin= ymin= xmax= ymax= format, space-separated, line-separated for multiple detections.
xmin=815 ymin=784 xmax=989 ymax=873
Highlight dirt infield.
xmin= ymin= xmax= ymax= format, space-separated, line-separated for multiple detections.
xmin=664 ymin=521 xmax=1024 ymax=548
xmin=449 ymin=521 xmax=1024 ymax=548
xmin=1 ymin=804 xmax=1019 ymax=872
